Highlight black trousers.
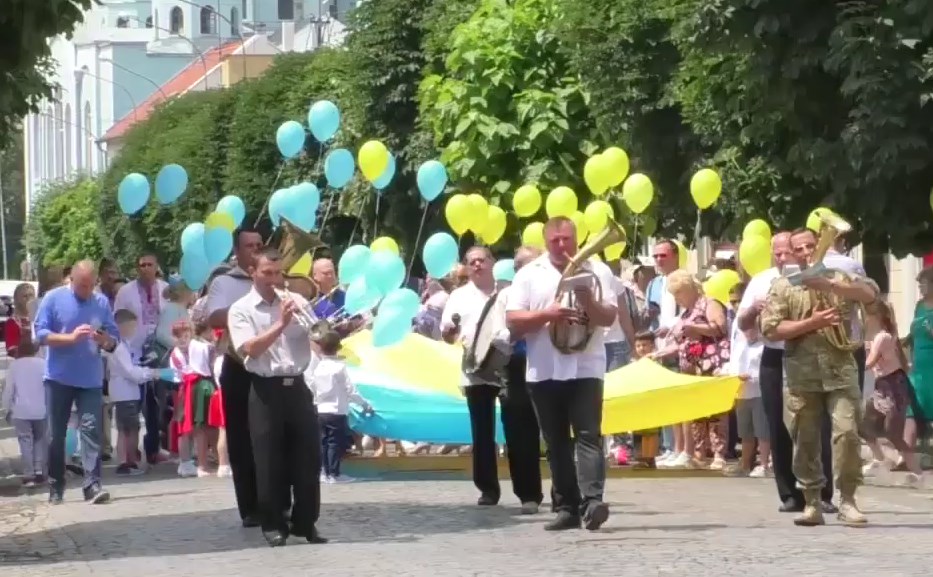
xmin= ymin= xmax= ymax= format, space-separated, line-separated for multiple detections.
xmin=464 ymin=363 xmax=544 ymax=505
xmin=528 ymin=378 xmax=605 ymax=516
xmin=220 ymin=354 xmax=259 ymax=520
xmin=249 ymin=375 xmax=321 ymax=534
xmin=759 ymin=347 xmax=833 ymax=504
xmin=853 ymin=346 xmax=866 ymax=393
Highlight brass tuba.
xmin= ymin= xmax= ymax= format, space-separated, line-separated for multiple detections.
xmin=549 ymin=218 xmax=627 ymax=354
xmin=274 ymin=216 xmax=328 ymax=301
xmin=808 ymin=209 xmax=864 ymax=351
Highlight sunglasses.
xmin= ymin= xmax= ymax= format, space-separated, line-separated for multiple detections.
xmin=138 ymin=262 xmax=155 ymax=268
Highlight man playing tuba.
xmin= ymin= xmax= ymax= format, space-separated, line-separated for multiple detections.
xmin=760 ymin=226 xmax=878 ymax=527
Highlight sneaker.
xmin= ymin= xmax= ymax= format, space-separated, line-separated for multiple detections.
xmin=115 ymin=463 xmax=133 ymax=476
xmin=216 ymin=465 xmax=233 ymax=478
xmin=665 ymin=452 xmax=691 ymax=469
xmin=749 ymin=465 xmax=767 ymax=478
xmin=583 ymin=501 xmax=610 ymax=531
xmin=862 ymin=459 xmax=890 ymax=477
xmin=82 ymin=483 xmax=111 ymax=504
xmin=902 ymin=472 xmax=923 ymax=488
xmin=177 ymin=461 xmax=198 ymax=478
xmin=332 ymin=474 xmax=355 ymax=484
xmin=319 ymin=472 xmax=331 ymax=484
xmin=128 ymin=463 xmax=145 ymax=476
xmin=520 ymin=501 xmax=539 ymax=515
xmin=656 ymin=452 xmax=680 ymax=468
xmin=709 ymin=457 xmax=726 ymax=471
xmin=655 ymin=450 xmax=674 ymax=465
xmin=197 ymin=467 xmax=213 ymax=478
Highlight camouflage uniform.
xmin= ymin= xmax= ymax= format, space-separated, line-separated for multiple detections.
xmin=760 ymin=274 xmax=868 ymax=526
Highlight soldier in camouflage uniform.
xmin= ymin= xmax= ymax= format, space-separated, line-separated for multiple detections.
xmin=760 ymin=228 xmax=878 ymax=527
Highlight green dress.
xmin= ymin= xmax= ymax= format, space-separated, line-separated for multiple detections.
xmin=908 ymin=302 xmax=933 ymax=420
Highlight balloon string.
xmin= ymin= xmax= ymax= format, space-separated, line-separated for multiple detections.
xmin=347 ymin=202 xmax=366 ymax=246
xmin=319 ymin=192 xmax=336 ymax=235
xmin=694 ymin=209 xmax=702 ymax=249
xmin=631 ymin=214 xmax=640 ymax=258
xmin=406 ymin=203 xmax=430 ymax=283
xmin=252 ymin=162 xmax=286 ymax=229
xmin=373 ymin=194 xmax=381 ymax=240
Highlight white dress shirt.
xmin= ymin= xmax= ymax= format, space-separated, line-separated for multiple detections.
xmin=440 ymin=281 xmax=496 ymax=348
xmin=1 ymin=357 xmax=47 ymax=420
xmin=206 ymin=269 xmax=252 ymax=316
xmin=107 ymin=341 xmax=157 ymax=402
xmin=727 ymin=322 xmax=763 ymax=399
xmin=738 ymin=267 xmax=784 ymax=350
xmin=228 ymin=288 xmax=316 ymax=377
xmin=307 ymin=356 xmax=370 ymax=415
xmin=506 ymin=254 xmax=616 ymax=383
xmin=113 ymin=279 xmax=170 ymax=357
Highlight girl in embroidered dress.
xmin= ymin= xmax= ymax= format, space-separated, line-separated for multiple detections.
xmin=170 ymin=321 xmax=217 ymax=478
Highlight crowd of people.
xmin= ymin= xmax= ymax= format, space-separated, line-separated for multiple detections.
xmin=0 ymin=215 xmax=931 ymax=543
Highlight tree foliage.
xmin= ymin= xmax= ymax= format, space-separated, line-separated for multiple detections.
xmin=0 ymin=0 xmax=94 ymax=145
xmin=24 ymin=176 xmax=103 ymax=267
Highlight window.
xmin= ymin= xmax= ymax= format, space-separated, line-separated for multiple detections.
xmin=84 ymin=102 xmax=93 ymax=173
xmin=116 ymin=16 xmax=130 ymax=28
xmin=230 ymin=7 xmax=239 ymax=36
xmin=327 ymin=1 xmax=337 ymax=19
xmin=64 ymin=104 xmax=72 ymax=174
xmin=242 ymin=0 xmax=248 ymax=20
xmin=277 ymin=0 xmax=294 ymax=20
xmin=145 ymin=16 xmax=153 ymax=28
xmin=31 ymin=115 xmax=40 ymax=182
xmin=170 ymin=6 xmax=184 ymax=34
xmin=200 ymin=6 xmax=215 ymax=34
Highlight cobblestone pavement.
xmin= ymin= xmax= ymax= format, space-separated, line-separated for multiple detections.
xmin=0 ymin=467 xmax=932 ymax=577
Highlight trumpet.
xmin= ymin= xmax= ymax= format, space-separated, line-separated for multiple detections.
xmin=273 ymin=287 xmax=319 ymax=332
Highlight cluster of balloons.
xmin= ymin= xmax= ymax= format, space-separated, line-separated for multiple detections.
xmin=336 ymin=244 xmax=413 ymax=348
xmin=178 ymin=195 xmax=246 ymax=290
xmin=269 ymin=182 xmax=321 ymax=232
xmin=445 ymin=193 xmax=508 ymax=244
xmin=117 ymin=164 xmax=189 ymax=215
xmin=738 ymin=218 xmax=773 ymax=277
xmin=583 ymin=147 xmax=630 ymax=195
xmin=276 ymin=99 xmax=341 ymax=159
xmin=703 ymin=269 xmax=741 ymax=307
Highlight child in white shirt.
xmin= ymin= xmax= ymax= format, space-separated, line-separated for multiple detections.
xmin=2 ymin=339 xmax=48 ymax=486
xmin=170 ymin=321 xmax=216 ymax=478
xmin=109 ymin=309 xmax=166 ymax=475
xmin=306 ymin=330 xmax=372 ymax=484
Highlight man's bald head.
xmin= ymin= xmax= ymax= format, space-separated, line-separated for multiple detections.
xmin=771 ymin=231 xmax=793 ymax=268
xmin=312 ymin=257 xmax=336 ymax=293
xmin=71 ymin=260 xmax=98 ymax=299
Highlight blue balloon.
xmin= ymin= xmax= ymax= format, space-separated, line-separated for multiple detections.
xmin=154 ymin=163 xmax=188 ymax=204
xmin=216 ymin=195 xmax=246 ymax=227
xmin=180 ymin=222 xmax=206 ymax=257
xmin=307 ymin=100 xmax=340 ymax=142
xmin=338 ymin=244 xmax=371 ymax=285
xmin=204 ymin=226 xmax=233 ymax=265
xmin=268 ymin=187 xmax=297 ymax=227
xmin=493 ymin=259 xmax=516 ymax=282
xmin=287 ymin=182 xmax=320 ymax=232
xmin=416 ymin=160 xmax=448 ymax=202
xmin=324 ymin=148 xmax=355 ymax=189
xmin=180 ymin=250 xmax=211 ymax=290
xmin=65 ymin=428 xmax=78 ymax=457
xmin=372 ymin=308 xmax=413 ymax=348
xmin=372 ymin=153 xmax=396 ymax=191
xmin=422 ymin=232 xmax=459 ymax=278
xmin=276 ymin=120 xmax=306 ymax=159
xmin=344 ymin=277 xmax=382 ymax=316
xmin=378 ymin=287 xmax=420 ymax=319
xmin=365 ymin=250 xmax=406 ymax=295
xmin=117 ymin=172 xmax=150 ymax=215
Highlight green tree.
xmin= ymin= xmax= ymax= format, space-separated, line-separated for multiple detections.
xmin=1 ymin=134 xmax=27 ymax=277
xmin=0 ymin=0 xmax=95 ymax=144
xmin=24 ymin=176 xmax=103 ymax=267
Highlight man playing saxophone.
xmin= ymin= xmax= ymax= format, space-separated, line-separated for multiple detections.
xmin=760 ymin=227 xmax=878 ymax=527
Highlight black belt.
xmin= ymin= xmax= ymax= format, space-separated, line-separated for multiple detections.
xmin=250 ymin=374 xmax=305 ymax=387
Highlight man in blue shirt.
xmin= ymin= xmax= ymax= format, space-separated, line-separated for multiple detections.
xmin=34 ymin=260 xmax=119 ymax=504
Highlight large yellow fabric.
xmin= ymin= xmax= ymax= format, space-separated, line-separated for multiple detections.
xmin=342 ymin=332 xmax=742 ymax=434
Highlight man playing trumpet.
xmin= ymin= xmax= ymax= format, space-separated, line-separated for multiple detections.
xmin=760 ymin=227 xmax=878 ymax=527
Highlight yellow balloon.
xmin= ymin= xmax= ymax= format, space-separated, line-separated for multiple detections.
xmin=465 ymin=194 xmax=489 ymax=231
xmin=512 ymin=184 xmax=542 ymax=217
xmin=690 ymin=168 xmax=723 ymax=210
xmin=583 ymin=154 xmax=612 ymax=196
xmin=603 ymin=147 xmax=630 ymax=187
xmin=589 ymin=254 xmax=603 ymax=263
xmin=570 ymin=210 xmax=585 ymax=234
xmin=370 ymin=236 xmax=399 ymax=255
xmin=522 ymin=222 xmax=545 ymax=249
xmin=604 ymin=241 xmax=626 ymax=262
xmin=739 ymin=235 xmax=771 ymax=276
xmin=205 ymin=211 xmax=235 ymax=232
xmin=289 ymin=252 xmax=313 ymax=276
xmin=743 ymin=219 xmax=771 ymax=240
xmin=482 ymin=205 xmax=507 ymax=244
xmin=445 ymin=194 xmax=471 ymax=235
xmin=358 ymin=140 xmax=390 ymax=182
xmin=674 ymin=239 xmax=688 ymax=269
xmin=706 ymin=269 xmax=741 ymax=304
xmin=583 ymin=200 xmax=613 ymax=235
xmin=622 ymin=173 xmax=653 ymax=214
xmin=702 ymin=281 xmax=728 ymax=306
xmin=806 ymin=206 xmax=834 ymax=232
xmin=546 ymin=186 xmax=578 ymax=218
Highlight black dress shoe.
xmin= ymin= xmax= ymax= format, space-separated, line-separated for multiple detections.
xmin=262 ymin=530 xmax=287 ymax=547
xmin=304 ymin=528 xmax=328 ymax=544
xmin=544 ymin=511 xmax=582 ymax=531
xmin=821 ymin=501 xmax=838 ymax=514
xmin=49 ymin=487 xmax=64 ymax=505
xmin=778 ymin=499 xmax=804 ymax=513
xmin=583 ymin=502 xmax=610 ymax=531
xmin=83 ymin=483 xmax=111 ymax=504
xmin=477 ymin=494 xmax=499 ymax=506
xmin=241 ymin=515 xmax=261 ymax=528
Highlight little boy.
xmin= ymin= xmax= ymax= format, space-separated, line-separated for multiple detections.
xmin=2 ymin=339 xmax=48 ymax=487
xmin=108 ymin=309 xmax=163 ymax=475
xmin=631 ymin=331 xmax=661 ymax=467
xmin=306 ymin=330 xmax=372 ymax=484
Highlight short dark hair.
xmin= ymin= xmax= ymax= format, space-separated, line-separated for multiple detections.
xmin=791 ymin=227 xmax=814 ymax=238
xmin=316 ymin=329 xmax=342 ymax=356
xmin=99 ymin=257 xmax=116 ymax=271
xmin=256 ymin=247 xmax=282 ymax=265
xmin=114 ymin=308 xmax=137 ymax=324
xmin=730 ymin=282 xmax=747 ymax=296
xmin=634 ymin=330 xmax=655 ymax=343
xmin=656 ymin=239 xmax=679 ymax=256
xmin=463 ymin=245 xmax=492 ymax=263
xmin=234 ymin=227 xmax=261 ymax=249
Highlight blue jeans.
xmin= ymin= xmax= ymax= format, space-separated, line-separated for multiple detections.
xmin=319 ymin=413 xmax=348 ymax=477
xmin=605 ymin=341 xmax=632 ymax=372
xmin=46 ymin=380 xmax=103 ymax=491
